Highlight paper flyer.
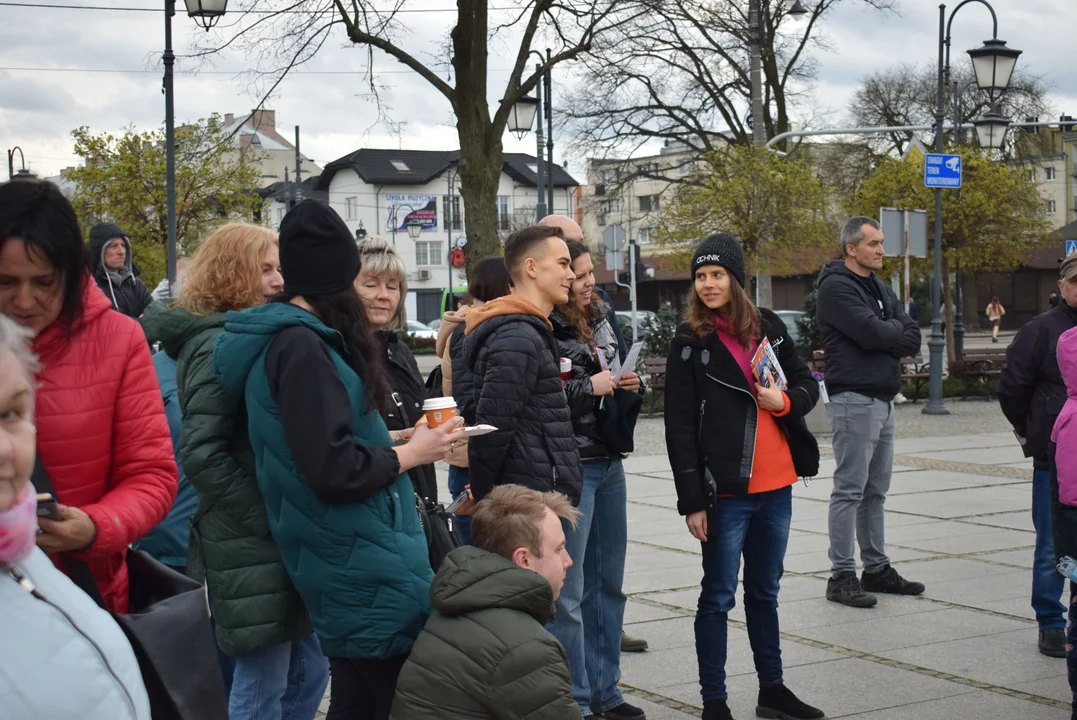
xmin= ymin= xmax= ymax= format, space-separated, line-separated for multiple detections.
xmin=613 ymin=342 xmax=645 ymax=382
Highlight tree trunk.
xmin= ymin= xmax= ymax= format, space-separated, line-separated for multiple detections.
xmin=452 ymin=0 xmax=503 ymax=281
xmin=942 ymin=254 xmax=954 ymax=365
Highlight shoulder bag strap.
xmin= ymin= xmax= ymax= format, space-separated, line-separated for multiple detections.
xmin=30 ymin=458 xmax=107 ymax=610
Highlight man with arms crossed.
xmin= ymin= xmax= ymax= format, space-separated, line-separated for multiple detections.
xmin=817 ymin=217 xmax=923 ymax=608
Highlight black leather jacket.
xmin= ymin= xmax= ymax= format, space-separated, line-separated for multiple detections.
xmin=550 ymin=310 xmax=620 ymax=460
xmin=378 ymin=331 xmax=438 ymax=502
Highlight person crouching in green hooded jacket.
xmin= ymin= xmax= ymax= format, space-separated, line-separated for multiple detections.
xmin=392 ymin=484 xmax=583 ymax=720
xmin=213 ymin=199 xmax=462 ymax=720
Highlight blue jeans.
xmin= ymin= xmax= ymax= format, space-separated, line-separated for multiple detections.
xmin=447 ymin=464 xmax=472 ymax=544
xmin=1068 ymin=582 xmax=1077 ymax=711
xmin=696 ymin=486 xmax=792 ymax=701
xmin=1033 ymin=468 xmax=1066 ymax=630
xmin=228 ymin=632 xmax=330 ymax=720
xmin=548 ymin=458 xmax=628 ymax=715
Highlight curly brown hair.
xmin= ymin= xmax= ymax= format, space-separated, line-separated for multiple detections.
xmin=685 ymin=269 xmax=760 ymax=349
xmin=179 ymin=223 xmax=278 ymax=316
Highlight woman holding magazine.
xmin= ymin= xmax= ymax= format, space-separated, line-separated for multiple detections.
xmin=663 ymin=234 xmax=823 ymax=720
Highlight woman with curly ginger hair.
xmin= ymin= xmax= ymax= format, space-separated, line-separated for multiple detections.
xmin=142 ymin=223 xmax=331 ymax=720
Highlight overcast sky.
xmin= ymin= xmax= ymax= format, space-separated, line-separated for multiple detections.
xmin=2 ymin=0 xmax=1073 ymax=180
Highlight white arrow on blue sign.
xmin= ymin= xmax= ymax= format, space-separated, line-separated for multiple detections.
xmin=924 ymin=153 xmax=962 ymax=189
xmin=1066 ymin=240 xmax=1077 ymax=256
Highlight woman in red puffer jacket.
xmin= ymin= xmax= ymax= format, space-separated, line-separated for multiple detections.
xmin=0 ymin=179 xmax=177 ymax=613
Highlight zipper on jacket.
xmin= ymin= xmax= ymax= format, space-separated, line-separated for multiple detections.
xmin=4 ymin=563 xmax=140 ymax=719
xmin=705 ymin=372 xmax=759 ymax=481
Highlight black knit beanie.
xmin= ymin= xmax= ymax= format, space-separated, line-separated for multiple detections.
xmin=691 ymin=233 xmax=746 ymax=288
xmin=278 ymin=199 xmax=361 ymax=295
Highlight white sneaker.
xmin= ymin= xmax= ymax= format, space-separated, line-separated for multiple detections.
xmin=894 ymin=392 xmax=908 ymax=405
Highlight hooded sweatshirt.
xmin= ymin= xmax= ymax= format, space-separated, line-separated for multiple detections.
xmin=390 ymin=545 xmax=581 ymax=720
xmin=88 ymin=223 xmax=153 ymax=319
xmin=462 ymin=296 xmax=582 ymax=503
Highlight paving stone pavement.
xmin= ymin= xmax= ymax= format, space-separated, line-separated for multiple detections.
xmin=316 ymin=399 xmax=1069 ymax=719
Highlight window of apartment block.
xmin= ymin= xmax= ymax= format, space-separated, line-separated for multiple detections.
xmin=415 ymin=241 xmax=444 ymax=266
xmin=345 ymin=196 xmax=358 ymax=220
xmin=1048 ymin=199 xmax=1057 ymax=215
xmin=276 ymin=207 xmax=285 ymax=224
xmin=605 ymin=198 xmax=622 ymax=214
xmin=497 ymin=196 xmax=510 ymax=231
xmin=638 ymin=227 xmax=653 ymax=245
xmin=1028 ymin=169 xmax=1036 ymax=183
xmin=638 ymin=195 xmax=660 ymax=212
xmin=442 ymin=195 xmax=462 ymax=231
xmin=1047 ymin=167 xmax=1057 ymax=181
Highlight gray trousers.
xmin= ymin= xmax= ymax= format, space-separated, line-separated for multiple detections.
xmin=827 ymin=391 xmax=895 ymax=577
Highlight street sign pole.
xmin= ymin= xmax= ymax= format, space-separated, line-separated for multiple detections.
xmin=904 ymin=211 xmax=911 ymax=314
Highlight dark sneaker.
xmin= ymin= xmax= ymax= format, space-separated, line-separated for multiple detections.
xmin=1039 ymin=628 xmax=1066 ymax=658
xmin=826 ymin=572 xmax=877 ymax=608
xmin=621 ymin=631 xmax=649 ymax=653
xmin=757 ymin=684 xmax=825 ymax=720
xmin=860 ymin=564 xmax=925 ymax=596
xmin=600 ymin=702 xmax=647 ymax=719
xmin=702 ymin=699 xmax=735 ymax=720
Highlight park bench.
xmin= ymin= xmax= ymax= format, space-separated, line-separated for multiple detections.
xmin=813 ymin=351 xmax=929 ymax=403
xmin=950 ymin=348 xmax=1008 ymax=400
xmin=644 ymin=357 xmax=666 ymax=416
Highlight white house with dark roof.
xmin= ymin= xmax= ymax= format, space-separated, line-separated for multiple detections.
xmin=314 ymin=148 xmax=578 ymax=322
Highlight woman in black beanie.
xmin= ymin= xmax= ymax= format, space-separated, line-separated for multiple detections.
xmin=213 ymin=200 xmax=462 ymax=720
xmin=663 ymin=234 xmax=824 ymax=720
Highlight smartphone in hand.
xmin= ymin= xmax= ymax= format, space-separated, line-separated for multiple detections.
xmin=445 ymin=488 xmax=476 ymax=516
xmin=36 ymin=493 xmax=61 ymax=521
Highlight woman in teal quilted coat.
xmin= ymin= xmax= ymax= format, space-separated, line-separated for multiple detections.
xmin=213 ymin=200 xmax=462 ymax=720
xmin=141 ymin=222 xmax=330 ymax=720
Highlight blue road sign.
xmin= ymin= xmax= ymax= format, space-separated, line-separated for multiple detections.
xmin=1066 ymin=240 xmax=1077 ymax=256
xmin=924 ymin=153 xmax=963 ymax=189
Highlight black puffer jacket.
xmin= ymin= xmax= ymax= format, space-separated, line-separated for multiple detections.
xmin=664 ymin=309 xmax=820 ymax=515
xmin=464 ymin=298 xmax=582 ymax=504
xmin=88 ymin=222 xmax=153 ymax=319
xmin=378 ymin=331 xmax=438 ymax=502
xmin=550 ymin=310 xmax=617 ymax=460
xmin=449 ymin=324 xmax=476 ymax=425
xmin=999 ymin=302 xmax=1077 ymax=469
xmin=815 ymin=260 xmax=921 ymax=400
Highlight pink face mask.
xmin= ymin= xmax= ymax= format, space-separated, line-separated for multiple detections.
xmin=0 ymin=487 xmax=38 ymax=564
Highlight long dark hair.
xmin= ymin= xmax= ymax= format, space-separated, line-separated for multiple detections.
xmin=559 ymin=237 xmax=606 ymax=343
xmin=275 ymin=289 xmax=388 ymax=413
xmin=0 ymin=179 xmax=88 ymax=336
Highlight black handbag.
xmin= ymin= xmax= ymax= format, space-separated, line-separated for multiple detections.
xmin=32 ymin=459 xmax=228 ymax=720
xmin=596 ymin=388 xmax=644 ymax=454
xmin=415 ymin=494 xmax=464 ymax=573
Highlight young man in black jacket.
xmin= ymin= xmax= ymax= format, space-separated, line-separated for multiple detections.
xmin=817 ymin=217 xmax=923 ymax=609
xmin=464 ymin=225 xmax=583 ymax=504
xmin=998 ymin=253 xmax=1077 ymax=657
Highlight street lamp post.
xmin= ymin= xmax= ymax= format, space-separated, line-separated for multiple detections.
xmin=164 ymin=0 xmax=228 ymax=297
xmin=6 ymin=147 xmax=35 ymax=180
xmin=924 ymin=0 xmax=1020 ymax=416
xmin=506 ymin=52 xmax=552 ymax=222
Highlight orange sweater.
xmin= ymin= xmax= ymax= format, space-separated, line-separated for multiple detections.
xmin=747 ymin=393 xmax=798 ymax=494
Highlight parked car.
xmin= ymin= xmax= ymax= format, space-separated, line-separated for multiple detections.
xmin=774 ymin=310 xmax=814 ymax=361
xmin=406 ymin=320 xmax=437 ymax=340
xmin=615 ymin=310 xmax=658 ymax=344
xmin=426 ymin=318 xmax=442 ymax=333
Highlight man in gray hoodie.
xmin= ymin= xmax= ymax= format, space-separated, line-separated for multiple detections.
xmin=88 ymin=222 xmax=153 ymax=318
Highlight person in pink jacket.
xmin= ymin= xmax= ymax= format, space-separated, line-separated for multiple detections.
xmin=1052 ymin=325 xmax=1077 ymax=720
